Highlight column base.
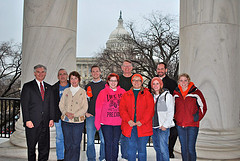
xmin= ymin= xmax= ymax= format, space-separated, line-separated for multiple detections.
xmin=174 ymin=128 xmax=240 ymax=159
xmin=10 ymin=118 xmax=57 ymax=148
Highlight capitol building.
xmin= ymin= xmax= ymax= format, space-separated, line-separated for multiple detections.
xmin=76 ymin=12 xmax=131 ymax=86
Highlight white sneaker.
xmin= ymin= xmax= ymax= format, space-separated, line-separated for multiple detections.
xmin=120 ymin=158 xmax=128 ymax=161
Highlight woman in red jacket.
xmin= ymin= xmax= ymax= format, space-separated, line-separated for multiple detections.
xmin=173 ymin=73 xmax=207 ymax=161
xmin=119 ymin=74 xmax=154 ymax=161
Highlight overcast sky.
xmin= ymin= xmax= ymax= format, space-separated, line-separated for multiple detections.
xmin=0 ymin=0 xmax=179 ymax=57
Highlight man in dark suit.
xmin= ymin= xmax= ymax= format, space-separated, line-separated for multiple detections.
xmin=21 ymin=64 xmax=54 ymax=161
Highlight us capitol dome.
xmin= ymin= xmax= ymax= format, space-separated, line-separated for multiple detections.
xmin=106 ymin=11 xmax=132 ymax=51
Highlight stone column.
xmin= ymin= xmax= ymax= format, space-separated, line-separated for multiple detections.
xmin=10 ymin=0 xmax=77 ymax=148
xmin=178 ymin=0 xmax=240 ymax=159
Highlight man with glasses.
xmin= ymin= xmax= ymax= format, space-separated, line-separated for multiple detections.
xmin=119 ymin=60 xmax=134 ymax=160
xmin=119 ymin=59 xmax=133 ymax=91
xmin=52 ymin=69 xmax=70 ymax=161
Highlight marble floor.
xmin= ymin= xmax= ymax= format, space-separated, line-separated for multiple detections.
xmin=0 ymin=138 xmax=238 ymax=161
xmin=0 ymin=138 xmax=182 ymax=161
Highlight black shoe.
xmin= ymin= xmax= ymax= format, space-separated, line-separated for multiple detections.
xmin=169 ymin=153 xmax=175 ymax=158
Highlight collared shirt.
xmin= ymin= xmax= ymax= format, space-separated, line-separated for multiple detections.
xmin=92 ymin=79 xmax=102 ymax=83
xmin=35 ymin=79 xmax=44 ymax=91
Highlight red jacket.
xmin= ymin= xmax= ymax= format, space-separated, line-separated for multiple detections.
xmin=173 ymin=84 xmax=207 ymax=127
xmin=119 ymin=87 xmax=154 ymax=137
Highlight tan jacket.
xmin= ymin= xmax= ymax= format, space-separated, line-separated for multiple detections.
xmin=59 ymin=87 xmax=88 ymax=123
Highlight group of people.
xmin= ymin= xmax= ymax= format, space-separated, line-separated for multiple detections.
xmin=20 ymin=61 xmax=207 ymax=161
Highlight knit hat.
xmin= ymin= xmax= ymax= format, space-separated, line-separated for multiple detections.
xmin=151 ymin=77 xmax=163 ymax=89
xmin=131 ymin=74 xmax=143 ymax=83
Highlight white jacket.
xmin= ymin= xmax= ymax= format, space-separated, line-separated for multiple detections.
xmin=153 ymin=90 xmax=175 ymax=128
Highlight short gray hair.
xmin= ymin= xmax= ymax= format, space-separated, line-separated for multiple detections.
xmin=34 ymin=64 xmax=47 ymax=72
xmin=122 ymin=59 xmax=132 ymax=65
xmin=58 ymin=68 xmax=67 ymax=76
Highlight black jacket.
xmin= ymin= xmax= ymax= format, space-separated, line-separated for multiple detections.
xmin=52 ymin=81 xmax=70 ymax=122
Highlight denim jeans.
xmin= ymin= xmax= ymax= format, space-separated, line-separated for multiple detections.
xmin=152 ymin=128 xmax=170 ymax=161
xmin=62 ymin=121 xmax=84 ymax=161
xmin=127 ymin=126 xmax=149 ymax=161
xmin=101 ymin=125 xmax=121 ymax=161
xmin=176 ymin=125 xmax=199 ymax=161
xmin=120 ymin=134 xmax=128 ymax=159
xmin=55 ymin=119 xmax=64 ymax=160
xmin=86 ymin=116 xmax=105 ymax=161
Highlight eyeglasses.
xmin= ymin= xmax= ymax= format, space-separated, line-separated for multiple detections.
xmin=59 ymin=73 xmax=67 ymax=76
xmin=132 ymin=80 xmax=142 ymax=83
xmin=157 ymin=68 xmax=165 ymax=71
xmin=122 ymin=65 xmax=132 ymax=68
xmin=109 ymin=80 xmax=118 ymax=82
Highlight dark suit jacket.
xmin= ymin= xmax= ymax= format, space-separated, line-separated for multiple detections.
xmin=21 ymin=79 xmax=54 ymax=127
xmin=52 ymin=81 xmax=70 ymax=122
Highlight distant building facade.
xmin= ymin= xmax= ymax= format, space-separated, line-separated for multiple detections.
xmin=76 ymin=57 xmax=97 ymax=86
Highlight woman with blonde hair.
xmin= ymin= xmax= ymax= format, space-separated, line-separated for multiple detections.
xmin=173 ymin=73 xmax=207 ymax=161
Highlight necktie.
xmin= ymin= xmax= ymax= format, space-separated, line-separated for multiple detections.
xmin=40 ymin=82 xmax=45 ymax=101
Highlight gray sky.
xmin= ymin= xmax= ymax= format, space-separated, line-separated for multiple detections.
xmin=0 ymin=0 xmax=179 ymax=57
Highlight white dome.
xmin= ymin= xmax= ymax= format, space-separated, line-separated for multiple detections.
xmin=106 ymin=12 xmax=130 ymax=49
xmin=108 ymin=18 xmax=129 ymax=40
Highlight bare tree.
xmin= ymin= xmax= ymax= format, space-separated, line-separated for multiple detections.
xmin=0 ymin=41 xmax=22 ymax=97
xmin=97 ymin=48 xmax=136 ymax=79
xmin=96 ymin=12 xmax=179 ymax=83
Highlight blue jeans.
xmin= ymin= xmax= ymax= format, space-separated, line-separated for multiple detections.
xmin=101 ymin=125 xmax=122 ymax=161
xmin=127 ymin=126 xmax=149 ymax=161
xmin=55 ymin=119 xmax=64 ymax=160
xmin=120 ymin=134 xmax=128 ymax=159
xmin=152 ymin=128 xmax=170 ymax=161
xmin=176 ymin=125 xmax=199 ymax=161
xmin=62 ymin=121 xmax=84 ymax=161
xmin=86 ymin=116 xmax=105 ymax=161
